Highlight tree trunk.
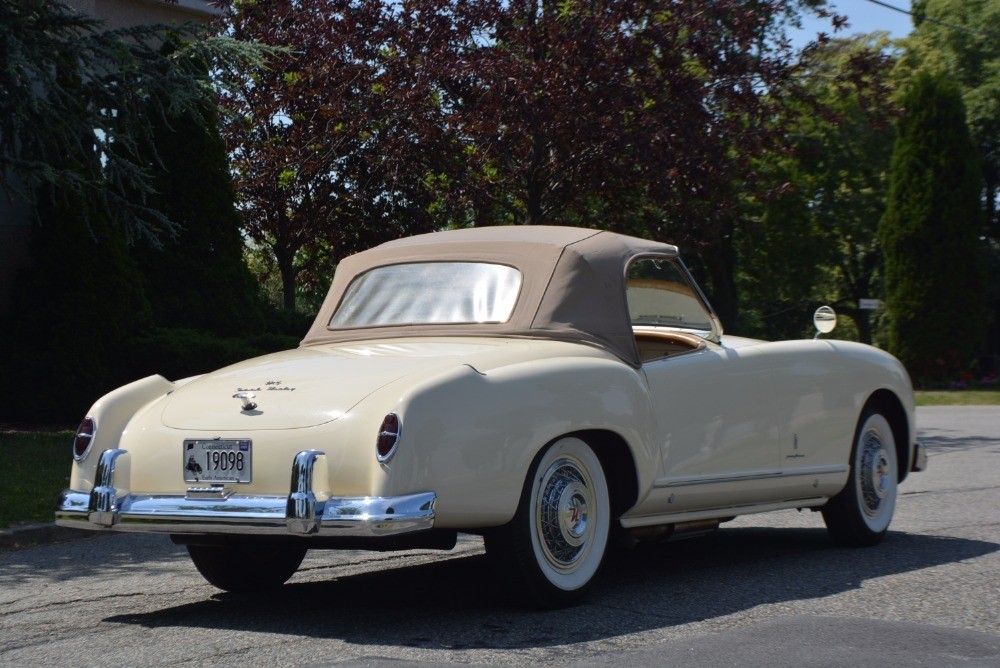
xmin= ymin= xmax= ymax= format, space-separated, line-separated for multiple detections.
xmin=847 ymin=308 xmax=872 ymax=344
xmin=700 ymin=236 xmax=738 ymax=333
xmin=276 ymin=246 xmax=297 ymax=312
xmin=525 ymin=129 xmax=546 ymax=225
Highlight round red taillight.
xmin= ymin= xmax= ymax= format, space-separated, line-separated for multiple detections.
xmin=73 ymin=416 xmax=96 ymax=461
xmin=376 ymin=413 xmax=401 ymax=462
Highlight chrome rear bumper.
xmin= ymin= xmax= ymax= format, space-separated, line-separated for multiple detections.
xmin=55 ymin=448 xmax=436 ymax=537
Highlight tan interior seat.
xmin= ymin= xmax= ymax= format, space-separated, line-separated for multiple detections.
xmin=634 ymin=330 xmax=706 ymax=362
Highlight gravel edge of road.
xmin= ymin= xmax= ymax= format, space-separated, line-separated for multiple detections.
xmin=0 ymin=522 xmax=98 ymax=550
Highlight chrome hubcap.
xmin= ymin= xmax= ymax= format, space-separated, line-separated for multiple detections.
xmin=559 ymin=482 xmax=589 ymax=544
xmin=537 ymin=459 xmax=592 ymax=570
xmin=859 ymin=430 xmax=892 ymax=517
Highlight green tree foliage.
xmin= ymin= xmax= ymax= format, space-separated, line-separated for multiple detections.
xmin=0 ymin=6 xmax=279 ymax=421
xmin=0 ymin=0 xmax=272 ymax=242
xmin=737 ymin=34 xmax=898 ymax=342
xmin=897 ymin=0 xmax=999 ymax=232
xmin=895 ymin=0 xmax=1000 ymax=362
xmin=879 ymin=70 xmax=985 ymax=385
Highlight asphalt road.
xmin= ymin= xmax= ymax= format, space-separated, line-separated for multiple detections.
xmin=1 ymin=407 xmax=997 ymax=667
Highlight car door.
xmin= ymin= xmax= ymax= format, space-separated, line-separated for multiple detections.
xmin=641 ymin=342 xmax=782 ymax=512
xmin=626 ymin=256 xmax=782 ymax=514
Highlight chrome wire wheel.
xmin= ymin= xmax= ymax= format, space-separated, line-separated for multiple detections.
xmin=852 ymin=414 xmax=897 ymax=533
xmin=536 ymin=458 xmax=594 ymax=571
xmin=528 ymin=438 xmax=610 ymax=592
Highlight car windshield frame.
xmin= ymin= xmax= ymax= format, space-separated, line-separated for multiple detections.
xmin=624 ymin=254 xmax=721 ymax=342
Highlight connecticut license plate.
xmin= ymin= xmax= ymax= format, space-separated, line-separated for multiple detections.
xmin=182 ymin=439 xmax=252 ymax=483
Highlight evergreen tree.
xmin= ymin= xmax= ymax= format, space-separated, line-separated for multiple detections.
xmin=0 ymin=191 xmax=152 ymax=422
xmin=896 ymin=0 xmax=1000 ymax=364
xmin=0 ymin=0 xmax=272 ymax=242
xmin=135 ymin=97 xmax=264 ymax=337
xmin=879 ymin=70 xmax=985 ymax=385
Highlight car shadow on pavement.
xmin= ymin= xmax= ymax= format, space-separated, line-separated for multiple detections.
xmin=104 ymin=526 xmax=997 ymax=651
xmin=918 ymin=424 xmax=1000 ymax=453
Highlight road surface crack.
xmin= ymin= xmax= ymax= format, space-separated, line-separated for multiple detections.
xmin=0 ymin=590 xmax=150 ymax=617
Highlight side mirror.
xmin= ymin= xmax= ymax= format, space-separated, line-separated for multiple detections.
xmin=813 ymin=306 xmax=837 ymax=339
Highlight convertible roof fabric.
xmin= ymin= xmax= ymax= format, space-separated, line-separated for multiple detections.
xmin=300 ymin=226 xmax=679 ymax=366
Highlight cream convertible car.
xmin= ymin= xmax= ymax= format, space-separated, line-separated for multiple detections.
xmin=57 ymin=226 xmax=926 ymax=607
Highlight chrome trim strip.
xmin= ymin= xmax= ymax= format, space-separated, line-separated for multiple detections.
xmin=911 ymin=442 xmax=928 ymax=472
xmin=186 ymin=485 xmax=233 ymax=500
xmin=620 ymin=497 xmax=829 ymax=529
xmin=321 ymin=493 xmax=437 ymax=533
xmin=653 ymin=465 xmax=848 ymax=489
xmin=55 ymin=491 xmax=437 ymax=537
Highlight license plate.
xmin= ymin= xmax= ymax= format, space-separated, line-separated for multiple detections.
xmin=183 ymin=439 xmax=252 ymax=484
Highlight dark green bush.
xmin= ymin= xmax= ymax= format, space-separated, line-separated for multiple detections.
xmin=0 ymin=56 xmax=304 ymax=423
xmin=0 ymin=192 xmax=152 ymax=423
xmin=262 ymin=307 xmax=315 ymax=338
xmin=123 ymin=327 xmax=280 ymax=382
xmin=242 ymin=331 xmax=302 ymax=353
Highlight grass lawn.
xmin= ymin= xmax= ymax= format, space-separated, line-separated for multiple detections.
xmin=915 ymin=390 xmax=1000 ymax=406
xmin=0 ymin=429 xmax=74 ymax=528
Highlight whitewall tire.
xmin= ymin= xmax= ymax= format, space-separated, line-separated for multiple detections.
xmin=822 ymin=409 xmax=898 ymax=546
xmin=485 ymin=436 xmax=611 ymax=608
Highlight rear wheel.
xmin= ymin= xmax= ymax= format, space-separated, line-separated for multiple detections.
xmin=822 ymin=409 xmax=898 ymax=546
xmin=485 ymin=437 xmax=611 ymax=608
xmin=187 ymin=543 xmax=306 ymax=592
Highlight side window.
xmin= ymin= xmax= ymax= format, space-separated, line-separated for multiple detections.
xmin=626 ymin=257 xmax=713 ymax=334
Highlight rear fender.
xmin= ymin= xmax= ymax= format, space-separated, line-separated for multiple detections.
xmin=68 ymin=375 xmax=176 ymax=491
xmin=382 ymin=356 xmax=657 ymax=528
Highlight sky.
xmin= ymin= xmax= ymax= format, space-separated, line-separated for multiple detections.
xmin=790 ymin=0 xmax=916 ymax=48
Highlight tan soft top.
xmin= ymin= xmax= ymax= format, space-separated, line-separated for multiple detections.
xmin=301 ymin=226 xmax=679 ymax=366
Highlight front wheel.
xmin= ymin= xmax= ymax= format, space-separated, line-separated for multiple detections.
xmin=822 ymin=409 xmax=898 ymax=547
xmin=485 ymin=437 xmax=611 ymax=608
xmin=187 ymin=544 xmax=306 ymax=592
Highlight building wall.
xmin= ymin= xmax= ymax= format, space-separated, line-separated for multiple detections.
xmin=66 ymin=0 xmax=217 ymax=30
